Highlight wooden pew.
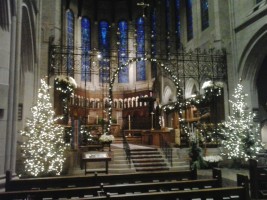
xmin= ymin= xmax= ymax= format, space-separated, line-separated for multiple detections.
xmin=5 ymin=168 xmax=197 ymax=191
xmin=249 ymin=158 xmax=267 ymax=199
xmin=0 ymin=179 xmax=222 ymax=200
xmin=0 ymin=169 xmax=220 ymax=200
xmin=81 ymin=174 xmax=250 ymax=200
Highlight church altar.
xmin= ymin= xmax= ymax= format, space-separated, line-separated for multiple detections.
xmin=124 ymin=129 xmax=175 ymax=146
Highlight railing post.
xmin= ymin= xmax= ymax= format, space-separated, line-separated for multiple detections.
xmin=249 ymin=158 xmax=258 ymax=199
xmin=237 ymin=173 xmax=250 ymax=200
xmin=5 ymin=170 xmax=13 ymax=191
xmin=212 ymin=168 xmax=222 ymax=187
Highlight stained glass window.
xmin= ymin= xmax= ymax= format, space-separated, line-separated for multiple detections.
xmin=81 ymin=17 xmax=91 ymax=81
xmin=118 ymin=21 xmax=129 ymax=83
xmin=136 ymin=17 xmax=146 ymax=81
xmin=66 ymin=10 xmax=74 ymax=77
xmin=186 ymin=0 xmax=193 ymax=41
xmin=151 ymin=7 xmax=157 ymax=78
xmin=175 ymin=0 xmax=181 ymax=49
xmin=99 ymin=21 xmax=110 ymax=83
xmin=201 ymin=0 xmax=209 ymax=30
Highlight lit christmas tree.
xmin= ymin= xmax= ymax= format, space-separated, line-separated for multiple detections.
xmin=20 ymin=79 xmax=66 ymax=177
xmin=221 ymin=83 xmax=263 ymax=162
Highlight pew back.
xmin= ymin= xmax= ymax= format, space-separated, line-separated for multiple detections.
xmin=1 ymin=170 xmax=250 ymax=200
xmin=0 ymin=178 xmax=220 ymax=200
xmin=5 ymin=168 xmax=197 ymax=191
xmin=249 ymin=158 xmax=267 ymax=199
xmin=82 ymin=187 xmax=248 ymax=200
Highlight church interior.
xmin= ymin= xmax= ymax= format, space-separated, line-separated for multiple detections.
xmin=1 ymin=0 xmax=267 ymax=199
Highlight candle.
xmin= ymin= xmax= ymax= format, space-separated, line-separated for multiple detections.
xmin=151 ymin=112 xmax=154 ymax=130
xmin=117 ymin=113 xmax=119 ymax=124
xmin=96 ymin=115 xmax=98 ymax=124
xmin=88 ymin=114 xmax=90 ymax=123
xmin=128 ymin=115 xmax=131 ymax=130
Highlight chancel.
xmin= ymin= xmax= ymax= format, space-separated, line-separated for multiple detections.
xmin=0 ymin=0 xmax=267 ymax=199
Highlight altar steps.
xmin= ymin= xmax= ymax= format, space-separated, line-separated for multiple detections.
xmin=68 ymin=144 xmax=190 ymax=175
xmin=130 ymin=148 xmax=170 ymax=172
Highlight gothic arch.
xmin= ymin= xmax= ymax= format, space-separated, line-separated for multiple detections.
xmin=185 ymin=78 xmax=200 ymax=99
xmin=239 ymin=24 xmax=267 ymax=126
xmin=19 ymin=1 xmax=38 ymax=124
xmin=105 ymin=57 xmax=182 ymax=134
xmin=239 ymin=24 xmax=267 ymax=88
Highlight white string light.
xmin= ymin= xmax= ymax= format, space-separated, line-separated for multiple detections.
xmin=20 ymin=79 xmax=66 ymax=177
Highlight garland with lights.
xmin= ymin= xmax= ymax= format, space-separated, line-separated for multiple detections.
xmin=20 ymin=79 xmax=66 ymax=177
xmin=54 ymin=75 xmax=77 ymax=121
xmin=80 ymin=125 xmax=99 ymax=145
xmin=106 ymin=57 xmax=183 ymax=135
xmin=220 ymin=83 xmax=264 ymax=162
xmin=202 ymin=80 xmax=223 ymax=101
xmin=54 ymin=75 xmax=77 ymax=96
xmin=184 ymin=81 xmax=224 ymax=108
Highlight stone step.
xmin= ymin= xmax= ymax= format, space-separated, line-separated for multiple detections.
xmin=133 ymin=162 xmax=167 ymax=167
xmin=130 ymin=151 xmax=161 ymax=155
xmin=109 ymin=163 xmax=132 ymax=168
xmin=130 ymin=148 xmax=158 ymax=152
xmin=110 ymin=160 xmax=129 ymax=165
xmin=131 ymin=154 xmax=163 ymax=159
xmin=129 ymin=147 xmax=170 ymax=172
xmin=112 ymin=154 xmax=127 ymax=159
xmin=132 ymin=158 xmax=165 ymax=163
xmin=135 ymin=166 xmax=169 ymax=172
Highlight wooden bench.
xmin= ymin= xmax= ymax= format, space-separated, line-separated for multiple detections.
xmin=249 ymin=158 xmax=267 ymax=199
xmin=5 ymin=168 xmax=197 ymax=191
xmin=81 ymin=174 xmax=250 ymax=200
xmin=0 ymin=169 xmax=221 ymax=200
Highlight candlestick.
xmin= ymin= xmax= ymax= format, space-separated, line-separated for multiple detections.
xmin=117 ymin=113 xmax=119 ymax=124
xmin=128 ymin=115 xmax=131 ymax=130
xmin=151 ymin=112 xmax=154 ymax=130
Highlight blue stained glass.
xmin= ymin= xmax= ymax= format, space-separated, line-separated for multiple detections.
xmin=81 ymin=17 xmax=91 ymax=81
xmin=151 ymin=7 xmax=157 ymax=78
xmin=136 ymin=17 xmax=146 ymax=81
xmin=186 ymin=0 xmax=193 ymax=41
xmin=175 ymin=0 xmax=181 ymax=49
xmin=66 ymin=10 xmax=74 ymax=77
xmin=118 ymin=21 xmax=129 ymax=83
xmin=201 ymin=0 xmax=209 ymax=30
xmin=99 ymin=21 xmax=110 ymax=83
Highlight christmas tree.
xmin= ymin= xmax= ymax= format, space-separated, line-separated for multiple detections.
xmin=221 ymin=83 xmax=263 ymax=162
xmin=20 ymin=78 xmax=66 ymax=177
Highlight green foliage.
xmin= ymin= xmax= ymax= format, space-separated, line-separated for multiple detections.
xmin=80 ymin=126 xmax=99 ymax=145
xmin=188 ymin=141 xmax=207 ymax=169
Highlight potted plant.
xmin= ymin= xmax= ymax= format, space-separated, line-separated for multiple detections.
xmin=188 ymin=141 xmax=207 ymax=169
xmin=99 ymin=134 xmax=115 ymax=151
xmin=99 ymin=134 xmax=115 ymax=144
xmin=203 ymin=155 xmax=223 ymax=168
